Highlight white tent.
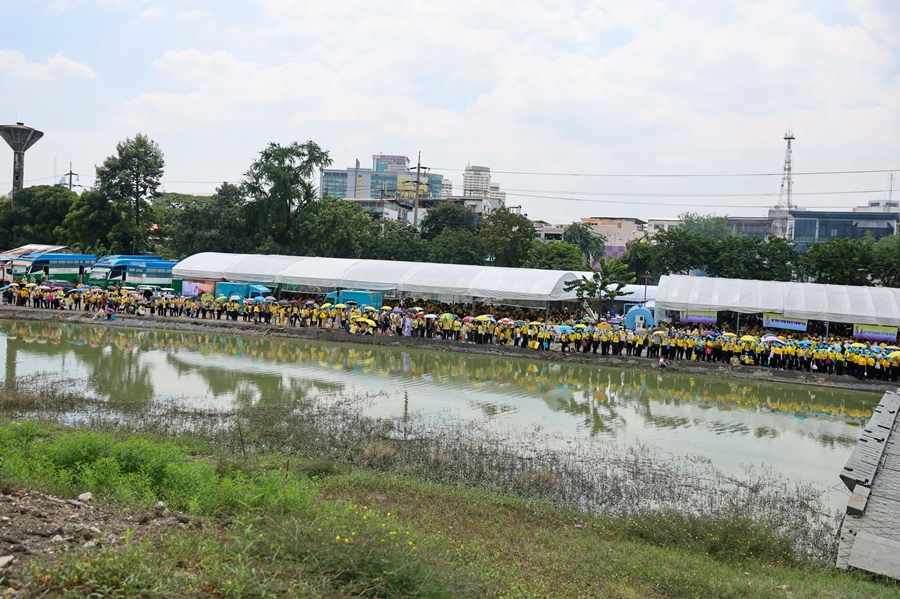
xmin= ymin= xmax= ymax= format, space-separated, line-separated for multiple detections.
xmin=656 ymin=274 xmax=900 ymax=326
xmin=173 ymin=252 xmax=594 ymax=303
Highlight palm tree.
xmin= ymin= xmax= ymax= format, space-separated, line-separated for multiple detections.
xmin=563 ymin=222 xmax=606 ymax=266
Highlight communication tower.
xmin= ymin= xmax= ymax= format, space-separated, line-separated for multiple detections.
xmin=777 ymin=129 xmax=795 ymax=210
xmin=0 ymin=122 xmax=44 ymax=207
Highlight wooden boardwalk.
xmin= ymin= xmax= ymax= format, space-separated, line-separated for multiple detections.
xmin=838 ymin=391 xmax=900 ymax=577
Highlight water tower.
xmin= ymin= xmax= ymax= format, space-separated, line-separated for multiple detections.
xmin=0 ymin=122 xmax=44 ymax=207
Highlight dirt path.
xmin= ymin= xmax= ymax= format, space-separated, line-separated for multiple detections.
xmin=0 ymin=305 xmax=891 ymax=394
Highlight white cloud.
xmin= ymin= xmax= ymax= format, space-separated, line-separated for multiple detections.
xmin=0 ymin=50 xmax=97 ymax=81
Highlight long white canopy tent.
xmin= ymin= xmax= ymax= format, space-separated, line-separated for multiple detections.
xmin=656 ymin=274 xmax=900 ymax=327
xmin=172 ymin=252 xmax=658 ymax=304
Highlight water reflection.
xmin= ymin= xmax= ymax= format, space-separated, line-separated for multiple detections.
xmin=0 ymin=321 xmax=877 ymax=443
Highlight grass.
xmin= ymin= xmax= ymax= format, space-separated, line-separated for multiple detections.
xmin=0 ymin=376 xmax=898 ymax=597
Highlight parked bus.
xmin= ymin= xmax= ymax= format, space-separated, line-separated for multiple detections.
xmin=10 ymin=253 xmax=96 ymax=283
xmin=88 ymin=255 xmax=181 ymax=292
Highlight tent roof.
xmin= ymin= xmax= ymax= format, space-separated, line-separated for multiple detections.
xmin=172 ymin=252 xmax=591 ymax=302
xmin=656 ymin=275 xmax=900 ymax=326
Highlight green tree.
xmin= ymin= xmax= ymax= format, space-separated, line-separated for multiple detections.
xmin=563 ymin=257 xmax=637 ymax=314
xmin=0 ymin=185 xmax=76 ymax=248
xmin=874 ymin=234 xmax=900 ymax=287
xmin=428 ymin=228 xmax=486 ymax=265
xmin=679 ymin=212 xmax=731 ymax=238
xmin=619 ymin=237 xmax=661 ymax=284
xmin=95 ymin=133 xmax=165 ymax=252
xmin=478 ymin=208 xmax=535 ymax=268
xmin=562 ymin=221 xmax=606 ymax=265
xmin=55 ymin=189 xmax=123 ymax=250
xmin=522 ymin=241 xmax=587 ymax=270
xmin=707 ymin=235 xmax=763 ymax=280
xmin=801 ymin=236 xmax=876 ymax=286
xmin=293 ymin=197 xmax=372 ymax=258
xmin=757 ymin=236 xmax=798 ymax=281
xmin=243 ymin=141 xmax=332 ymax=247
xmin=652 ymin=227 xmax=711 ymax=275
xmin=155 ymin=184 xmax=254 ymax=258
xmin=364 ymin=219 xmax=426 ymax=261
xmin=419 ymin=201 xmax=476 ymax=240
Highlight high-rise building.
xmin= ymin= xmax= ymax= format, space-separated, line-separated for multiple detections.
xmin=441 ymin=178 xmax=453 ymax=198
xmin=487 ymin=183 xmax=506 ymax=210
xmin=373 ymin=154 xmax=410 ymax=173
xmin=463 ymin=165 xmax=492 ymax=198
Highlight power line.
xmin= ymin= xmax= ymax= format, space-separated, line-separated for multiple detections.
xmin=500 ymin=191 xmax=888 ymax=209
xmin=500 ymin=188 xmax=892 ymax=199
xmin=431 ymin=167 xmax=900 ymax=178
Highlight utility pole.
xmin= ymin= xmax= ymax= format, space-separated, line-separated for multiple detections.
xmin=64 ymin=162 xmax=79 ymax=191
xmin=413 ymin=151 xmax=422 ymax=230
xmin=777 ymin=130 xmax=795 ymax=210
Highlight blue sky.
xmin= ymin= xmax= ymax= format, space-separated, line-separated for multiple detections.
xmin=1 ymin=0 xmax=898 ymax=223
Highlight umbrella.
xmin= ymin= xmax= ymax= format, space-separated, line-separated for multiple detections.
xmin=463 ymin=316 xmax=475 ymax=322
xmin=476 ymin=315 xmax=495 ymax=322
xmin=652 ymin=330 xmax=667 ymax=336
xmin=574 ymin=324 xmax=588 ymax=329
xmin=528 ymin=321 xmax=543 ymax=326
xmin=289 ymin=300 xmax=298 ymax=305
xmin=278 ymin=300 xmax=290 ymax=305
xmin=597 ymin=322 xmax=611 ymax=330
xmin=851 ymin=343 xmax=867 ymax=348
xmin=391 ymin=307 xmax=403 ymax=313
xmin=797 ymin=340 xmax=812 ymax=347
xmin=364 ymin=306 xmax=378 ymax=312
xmin=515 ymin=320 xmax=526 ymax=326
xmin=320 ymin=303 xmax=333 ymax=308
xmin=415 ymin=312 xmax=425 ymax=318
xmin=649 ymin=326 xmax=666 ymax=334
xmin=440 ymin=313 xmax=457 ymax=322
xmin=740 ymin=335 xmax=757 ymax=342
xmin=722 ymin=332 xmax=736 ymax=338
xmin=558 ymin=325 xmax=574 ymax=332
xmin=252 ymin=296 xmax=266 ymax=302
xmin=304 ymin=300 xmax=317 ymax=305
xmin=761 ymin=334 xmax=779 ymax=342
xmin=265 ymin=296 xmax=277 ymax=301
xmin=229 ymin=295 xmax=241 ymax=301
xmin=425 ymin=314 xmax=438 ymax=319
xmin=201 ymin=293 xmax=214 ymax=301
xmin=407 ymin=307 xmax=423 ymax=313
xmin=885 ymin=345 xmax=900 ymax=351
xmin=499 ymin=318 xmax=514 ymax=324
xmin=889 ymin=351 xmax=900 ymax=359
xmin=381 ymin=305 xmax=392 ymax=311
xmin=701 ymin=330 xmax=716 ymax=336
xmin=39 ymin=285 xmax=51 ymax=290
xmin=362 ymin=318 xmax=377 ymax=326
xmin=335 ymin=303 xmax=347 ymax=309
xmin=346 ymin=300 xmax=357 ymax=305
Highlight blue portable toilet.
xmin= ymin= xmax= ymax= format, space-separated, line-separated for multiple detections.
xmin=624 ymin=306 xmax=653 ymax=330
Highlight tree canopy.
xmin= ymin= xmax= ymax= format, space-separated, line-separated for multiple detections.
xmin=0 ymin=185 xmax=77 ymax=249
xmin=479 ymin=208 xmax=535 ymax=268
xmin=522 ymin=241 xmax=586 ymax=271
xmin=419 ymin=201 xmax=476 ymax=240
xmin=562 ymin=222 xmax=606 ymax=265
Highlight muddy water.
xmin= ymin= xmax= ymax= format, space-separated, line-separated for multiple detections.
xmin=0 ymin=320 xmax=879 ymax=511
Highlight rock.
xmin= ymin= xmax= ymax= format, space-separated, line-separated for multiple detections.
xmin=1 ymin=516 xmax=10 ymax=522
xmin=175 ymin=514 xmax=190 ymax=524
xmin=82 ymin=540 xmax=97 ymax=549
xmin=0 ymin=555 xmax=13 ymax=568
xmin=154 ymin=501 xmax=166 ymax=511
xmin=50 ymin=535 xmax=64 ymax=543
xmin=67 ymin=500 xmax=83 ymax=507
xmin=89 ymin=526 xmax=101 ymax=535
xmin=77 ymin=492 xmax=93 ymax=502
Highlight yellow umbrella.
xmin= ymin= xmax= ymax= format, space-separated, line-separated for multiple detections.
xmin=597 ymin=322 xmax=611 ymax=330
xmin=364 ymin=306 xmax=377 ymax=312
xmin=740 ymin=335 xmax=757 ymax=342
xmin=851 ymin=343 xmax=867 ymax=348
xmin=574 ymin=324 xmax=588 ymax=329
xmin=362 ymin=319 xmax=377 ymax=326
xmin=528 ymin=321 xmax=543 ymax=326
xmin=888 ymin=351 xmax=900 ymax=359
xmin=319 ymin=303 xmax=332 ymax=308
xmin=722 ymin=332 xmax=737 ymax=338
xmin=440 ymin=313 xmax=455 ymax=322
xmin=335 ymin=303 xmax=347 ymax=309
xmin=381 ymin=306 xmax=391 ymax=311
xmin=653 ymin=331 xmax=667 ymax=336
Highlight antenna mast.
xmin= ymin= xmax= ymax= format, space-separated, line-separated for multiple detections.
xmin=777 ymin=130 xmax=795 ymax=210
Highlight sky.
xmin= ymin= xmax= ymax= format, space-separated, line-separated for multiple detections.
xmin=1 ymin=0 xmax=899 ymax=223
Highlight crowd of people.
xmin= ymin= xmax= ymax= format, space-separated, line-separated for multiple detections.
xmin=2 ymin=280 xmax=898 ymax=382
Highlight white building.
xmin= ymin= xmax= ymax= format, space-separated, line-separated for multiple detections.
xmin=441 ymin=178 xmax=453 ymax=198
xmin=487 ymin=183 xmax=506 ymax=210
xmin=463 ymin=165 xmax=492 ymax=198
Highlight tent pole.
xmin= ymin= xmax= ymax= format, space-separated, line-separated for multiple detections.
xmin=736 ymin=313 xmax=739 ymax=332
xmin=825 ymin=321 xmax=829 ymax=339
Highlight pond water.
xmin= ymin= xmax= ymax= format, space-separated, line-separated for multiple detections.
xmin=0 ymin=320 xmax=879 ymax=511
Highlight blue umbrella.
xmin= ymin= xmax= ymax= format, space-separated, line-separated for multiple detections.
xmin=797 ymin=340 xmax=812 ymax=347
xmin=558 ymin=325 xmax=574 ymax=332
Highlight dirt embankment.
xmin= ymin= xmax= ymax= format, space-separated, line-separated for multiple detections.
xmin=0 ymin=305 xmax=892 ymax=394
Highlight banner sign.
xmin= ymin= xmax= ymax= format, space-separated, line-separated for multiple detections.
xmin=181 ymin=282 xmax=200 ymax=297
xmin=762 ymin=313 xmax=808 ymax=332
xmin=680 ymin=311 xmax=717 ymax=325
xmin=853 ymin=324 xmax=899 ymax=343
